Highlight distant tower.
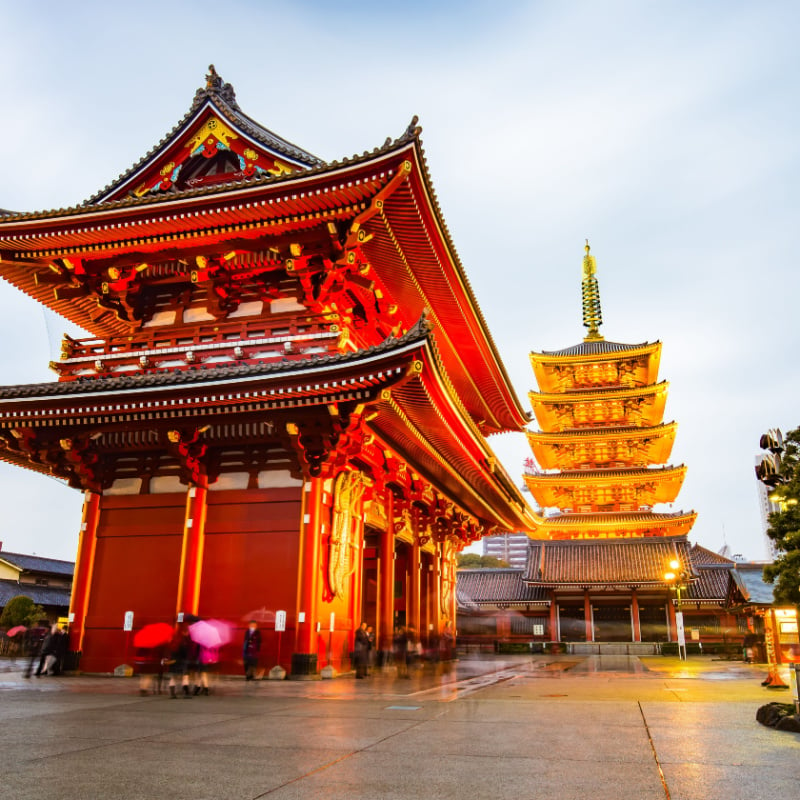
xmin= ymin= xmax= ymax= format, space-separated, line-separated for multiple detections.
xmin=524 ymin=243 xmax=697 ymax=539
xmin=482 ymin=532 xmax=530 ymax=569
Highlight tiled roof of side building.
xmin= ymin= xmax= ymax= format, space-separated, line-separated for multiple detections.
xmin=523 ymin=537 xmax=695 ymax=585
xmin=0 ymin=580 xmax=72 ymax=608
xmin=683 ymin=566 xmax=732 ymax=602
xmin=731 ymin=565 xmax=776 ymax=606
xmin=0 ymin=552 xmax=75 ymax=575
xmin=457 ymin=569 xmax=550 ymax=605
xmin=689 ymin=544 xmax=735 ymax=566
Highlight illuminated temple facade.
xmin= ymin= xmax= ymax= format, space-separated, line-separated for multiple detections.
xmin=0 ymin=68 xmax=535 ymax=675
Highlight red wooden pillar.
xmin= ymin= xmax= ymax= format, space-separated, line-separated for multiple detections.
xmin=631 ymin=590 xmax=641 ymax=642
xmin=448 ymin=550 xmax=457 ymax=626
xmin=419 ymin=552 xmax=430 ymax=647
xmin=430 ymin=546 xmax=441 ymax=643
xmin=549 ymin=596 xmax=558 ymax=642
xmin=175 ymin=484 xmax=208 ymax=618
xmin=292 ymin=476 xmax=324 ymax=677
xmin=378 ymin=492 xmax=395 ymax=655
xmin=584 ymin=590 xmax=593 ymax=642
xmin=409 ymin=536 xmax=421 ymax=639
xmin=68 ymin=491 xmax=101 ymax=653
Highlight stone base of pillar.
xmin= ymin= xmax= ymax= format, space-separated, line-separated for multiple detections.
xmin=290 ymin=653 xmax=319 ymax=680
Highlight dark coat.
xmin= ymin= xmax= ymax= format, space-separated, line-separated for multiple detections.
xmin=243 ymin=628 xmax=262 ymax=660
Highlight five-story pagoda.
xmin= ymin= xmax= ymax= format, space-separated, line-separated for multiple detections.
xmin=520 ymin=245 xmax=698 ymax=645
xmin=525 ymin=244 xmax=696 ymax=539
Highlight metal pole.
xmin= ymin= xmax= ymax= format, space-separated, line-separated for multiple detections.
xmin=676 ymin=584 xmax=687 ymax=661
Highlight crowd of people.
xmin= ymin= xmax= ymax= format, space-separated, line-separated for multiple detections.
xmin=5 ymin=616 xmax=457 ymax=688
xmin=21 ymin=622 xmax=70 ymax=678
xmin=353 ymin=621 xmax=456 ymax=679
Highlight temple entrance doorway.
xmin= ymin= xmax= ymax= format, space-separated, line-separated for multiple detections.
xmin=639 ymin=604 xmax=669 ymax=642
xmin=558 ymin=605 xmax=586 ymax=642
xmin=360 ymin=529 xmax=379 ymax=631
xmin=592 ymin=605 xmax=632 ymax=641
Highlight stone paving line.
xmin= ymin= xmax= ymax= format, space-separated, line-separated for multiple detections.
xmin=0 ymin=655 xmax=797 ymax=800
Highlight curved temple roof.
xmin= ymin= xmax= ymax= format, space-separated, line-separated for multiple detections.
xmin=0 ymin=69 xmax=529 ymax=436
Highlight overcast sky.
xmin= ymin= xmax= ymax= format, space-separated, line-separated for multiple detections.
xmin=1 ymin=0 xmax=797 ymax=561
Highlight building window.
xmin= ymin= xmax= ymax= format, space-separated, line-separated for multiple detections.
xmin=510 ymin=616 xmax=548 ymax=635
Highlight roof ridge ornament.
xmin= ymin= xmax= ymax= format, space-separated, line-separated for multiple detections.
xmin=402 ymin=115 xmax=422 ymax=141
xmin=194 ymin=64 xmax=239 ymax=109
xmin=581 ymin=240 xmax=604 ymax=341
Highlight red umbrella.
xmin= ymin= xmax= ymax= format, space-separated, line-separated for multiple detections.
xmin=6 ymin=625 xmax=27 ymax=637
xmin=133 ymin=622 xmax=175 ymax=649
xmin=189 ymin=619 xmax=233 ymax=649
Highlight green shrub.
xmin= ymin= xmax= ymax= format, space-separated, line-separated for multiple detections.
xmin=0 ymin=596 xmax=46 ymax=628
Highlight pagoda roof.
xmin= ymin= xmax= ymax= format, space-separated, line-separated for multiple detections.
xmin=0 ymin=317 xmax=535 ymax=534
xmin=527 ymin=423 xmax=678 ymax=471
xmin=529 ymin=381 xmax=669 ymax=405
xmin=525 ymin=464 xmax=686 ymax=485
xmin=522 ymin=535 xmax=697 ymax=586
xmin=456 ymin=569 xmax=550 ymax=608
xmin=532 ymin=509 xmax=697 ymax=539
xmin=527 ymin=422 xmax=677 ymax=443
xmin=0 ymin=71 xmax=529 ymax=435
xmin=531 ymin=339 xmax=660 ymax=360
xmin=525 ymin=465 xmax=687 ymax=516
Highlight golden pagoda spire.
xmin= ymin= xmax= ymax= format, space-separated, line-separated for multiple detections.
xmin=582 ymin=240 xmax=604 ymax=341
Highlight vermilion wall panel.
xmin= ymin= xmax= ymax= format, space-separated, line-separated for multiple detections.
xmin=81 ymin=494 xmax=185 ymax=672
xmin=199 ymin=487 xmax=303 ymax=672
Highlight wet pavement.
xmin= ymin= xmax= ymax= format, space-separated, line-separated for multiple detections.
xmin=0 ymin=654 xmax=797 ymax=799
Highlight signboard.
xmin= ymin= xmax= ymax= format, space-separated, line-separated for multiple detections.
xmin=275 ymin=610 xmax=287 ymax=632
xmin=690 ymin=628 xmax=700 ymax=641
xmin=123 ymin=611 xmax=134 ymax=632
xmin=329 ymin=612 xmax=335 ymax=632
xmin=533 ymin=624 xmax=544 ymax=636
xmin=675 ymin=610 xmax=686 ymax=652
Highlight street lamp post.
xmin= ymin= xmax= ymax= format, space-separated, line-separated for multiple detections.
xmin=664 ymin=559 xmax=687 ymax=661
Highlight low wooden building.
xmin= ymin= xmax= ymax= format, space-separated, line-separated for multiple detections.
xmin=457 ymin=540 xmax=747 ymax=653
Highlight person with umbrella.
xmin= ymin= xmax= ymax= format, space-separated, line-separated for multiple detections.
xmin=133 ymin=623 xmax=175 ymax=695
xmin=165 ymin=628 xmax=195 ymax=698
xmin=188 ymin=619 xmax=232 ymax=695
xmin=242 ymin=620 xmax=261 ymax=681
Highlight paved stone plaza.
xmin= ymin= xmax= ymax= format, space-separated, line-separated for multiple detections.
xmin=0 ymin=655 xmax=797 ymax=799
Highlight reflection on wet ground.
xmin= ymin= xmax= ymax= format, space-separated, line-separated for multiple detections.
xmin=566 ymin=655 xmax=650 ymax=673
xmin=0 ymin=652 xmax=781 ymax=699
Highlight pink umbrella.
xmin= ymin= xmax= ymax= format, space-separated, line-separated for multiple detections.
xmin=6 ymin=625 xmax=27 ymax=637
xmin=188 ymin=619 xmax=234 ymax=649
